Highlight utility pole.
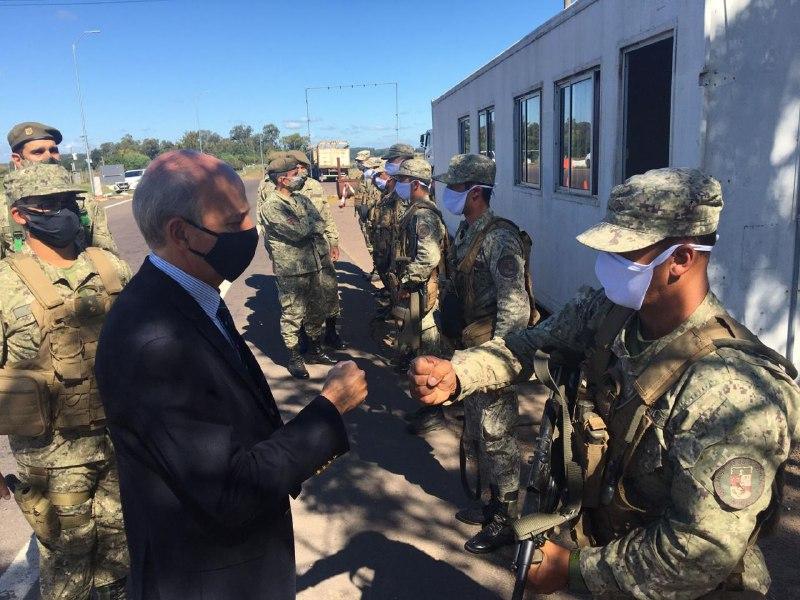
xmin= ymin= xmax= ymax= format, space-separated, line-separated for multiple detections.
xmin=72 ymin=29 xmax=100 ymax=195
xmin=195 ymin=90 xmax=208 ymax=153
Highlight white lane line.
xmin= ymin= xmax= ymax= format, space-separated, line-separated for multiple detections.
xmin=0 ymin=535 xmax=38 ymax=599
xmin=220 ymin=280 xmax=232 ymax=299
xmin=103 ymin=198 xmax=133 ymax=210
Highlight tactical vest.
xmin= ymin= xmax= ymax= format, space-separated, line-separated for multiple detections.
xmin=6 ymin=248 xmax=123 ymax=432
xmin=453 ymin=217 xmax=539 ymax=345
xmin=573 ymin=305 xmax=798 ymax=550
xmin=394 ymin=198 xmax=448 ymax=313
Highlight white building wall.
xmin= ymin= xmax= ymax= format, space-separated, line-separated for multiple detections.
xmin=431 ymin=0 xmax=800 ymax=359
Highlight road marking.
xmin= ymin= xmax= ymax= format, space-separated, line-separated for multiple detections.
xmin=0 ymin=535 xmax=38 ymax=600
xmin=220 ymin=280 xmax=232 ymax=299
xmin=103 ymin=198 xmax=132 ymax=210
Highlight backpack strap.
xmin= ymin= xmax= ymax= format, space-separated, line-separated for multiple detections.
xmin=84 ymin=247 xmax=124 ymax=296
xmin=7 ymin=255 xmax=64 ymax=310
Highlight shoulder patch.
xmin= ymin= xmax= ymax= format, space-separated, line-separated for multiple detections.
xmin=496 ymin=255 xmax=519 ymax=279
xmin=416 ymin=222 xmax=431 ymax=240
xmin=712 ymin=457 xmax=765 ymax=510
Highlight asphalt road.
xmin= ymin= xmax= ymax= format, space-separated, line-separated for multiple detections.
xmin=1 ymin=180 xmax=799 ymax=599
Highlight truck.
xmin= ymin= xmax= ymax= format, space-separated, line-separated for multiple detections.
xmin=312 ymin=140 xmax=350 ymax=182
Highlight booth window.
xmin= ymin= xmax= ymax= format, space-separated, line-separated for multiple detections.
xmin=478 ymin=107 xmax=495 ymax=158
xmin=515 ymin=91 xmax=541 ymax=187
xmin=557 ymin=70 xmax=599 ymax=194
xmin=458 ymin=116 xmax=471 ymax=153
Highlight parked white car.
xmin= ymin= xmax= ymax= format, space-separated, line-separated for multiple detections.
xmin=124 ymin=169 xmax=145 ymax=190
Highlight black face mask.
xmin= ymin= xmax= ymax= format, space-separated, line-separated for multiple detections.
xmin=185 ymin=220 xmax=258 ymax=281
xmin=19 ymin=206 xmax=82 ymax=248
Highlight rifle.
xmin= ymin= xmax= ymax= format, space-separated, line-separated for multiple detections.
xmin=510 ymin=350 xmax=582 ymax=600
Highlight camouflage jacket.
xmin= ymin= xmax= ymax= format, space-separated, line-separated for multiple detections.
xmin=449 ymin=210 xmax=529 ymax=337
xmin=397 ymin=196 xmax=446 ymax=288
xmin=0 ymin=187 xmax=119 ymax=258
xmin=258 ymin=178 xmax=338 ymax=247
xmin=346 ymin=167 xmax=364 ymax=204
xmin=0 ymin=245 xmax=132 ymax=468
xmin=452 ymin=289 xmax=800 ymax=598
xmin=258 ymin=189 xmax=328 ymax=277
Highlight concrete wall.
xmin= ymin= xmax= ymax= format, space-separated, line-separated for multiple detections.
xmin=431 ymin=0 xmax=800 ymax=358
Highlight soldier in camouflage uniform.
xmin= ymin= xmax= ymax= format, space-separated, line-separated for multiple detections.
xmin=357 ymin=157 xmax=383 ymax=261
xmin=1 ymin=122 xmax=119 ymax=258
xmin=258 ymin=155 xmax=335 ymax=379
xmin=0 ymin=163 xmax=131 ymax=600
xmin=390 ymin=157 xmax=446 ymax=366
xmin=258 ymin=151 xmax=346 ymax=349
xmin=372 ymin=144 xmax=416 ymax=301
xmin=409 ymin=168 xmax=800 ymax=598
xmin=427 ymin=154 xmax=532 ymax=553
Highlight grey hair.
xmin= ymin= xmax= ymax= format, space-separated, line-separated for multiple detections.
xmin=132 ymin=158 xmax=203 ymax=249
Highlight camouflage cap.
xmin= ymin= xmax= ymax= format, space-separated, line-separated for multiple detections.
xmin=363 ymin=157 xmax=383 ymax=169
xmin=355 ymin=150 xmax=371 ymax=161
xmin=396 ymin=157 xmax=432 ymax=182
xmin=7 ymin=121 xmax=62 ymax=152
xmin=3 ymin=163 xmax=83 ymax=204
xmin=576 ymin=168 xmax=723 ymax=252
xmin=381 ymin=143 xmax=416 ymax=160
xmin=432 ymin=154 xmax=495 ymax=186
xmin=285 ymin=150 xmax=311 ymax=167
xmin=266 ymin=155 xmax=299 ymax=175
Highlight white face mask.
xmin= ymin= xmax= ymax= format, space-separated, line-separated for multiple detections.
xmin=385 ymin=161 xmax=401 ymax=176
xmin=594 ymin=242 xmax=715 ymax=310
xmin=374 ymin=177 xmax=387 ymax=191
xmin=442 ymin=185 xmax=492 ymax=215
xmin=394 ymin=180 xmax=428 ymax=202
xmin=363 ymin=169 xmax=375 ymax=181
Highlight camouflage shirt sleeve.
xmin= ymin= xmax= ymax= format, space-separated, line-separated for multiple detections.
xmin=580 ymin=349 xmax=799 ymax=599
xmin=484 ymin=227 xmax=529 ymax=338
xmin=452 ymin=287 xmax=611 ymax=399
xmin=0 ymin=261 xmax=38 ymax=366
xmin=401 ymin=208 xmax=444 ymax=287
xmin=258 ymin=193 xmax=316 ymax=244
xmin=86 ymin=197 xmax=119 ymax=256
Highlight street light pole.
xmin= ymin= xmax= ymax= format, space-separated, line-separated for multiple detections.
xmin=72 ymin=29 xmax=100 ymax=196
xmin=194 ymin=90 xmax=208 ymax=153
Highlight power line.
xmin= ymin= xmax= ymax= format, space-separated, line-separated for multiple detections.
xmin=0 ymin=0 xmax=169 ymax=7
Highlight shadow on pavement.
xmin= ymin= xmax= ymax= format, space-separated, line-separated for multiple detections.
xmin=296 ymin=531 xmax=502 ymax=600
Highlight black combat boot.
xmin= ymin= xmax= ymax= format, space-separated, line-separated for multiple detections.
xmin=406 ymin=405 xmax=446 ymax=435
xmin=95 ymin=578 xmax=127 ymax=600
xmin=464 ymin=492 xmax=519 ymax=554
xmin=324 ymin=318 xmax=348 ymax=350
xmin=288 ymin=347 xmax=309 ymax=379
xmin=297 ymin=326 xmax=309 ymax=354
xmin=305 ymin=338 xmax=336 ymax=365
xmin=456 ymin=496 xmax=500 ymax=526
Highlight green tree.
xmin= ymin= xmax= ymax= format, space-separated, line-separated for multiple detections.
xmin=109 ymin=150 xmax=150 ymax=170
xmin=281 ymin=133 xmax=309 ymax=151
xmin=141 ymin=138 xmax=160 ymax=159
xmin=229 ymin=124 xmax=253 ymax=145
xmin=217 ymin=152 xmax=244 ymax=170
xmin=260 ymin=123 xmax=280 ymax=151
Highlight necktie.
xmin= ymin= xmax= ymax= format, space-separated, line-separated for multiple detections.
xmin=216 ymin=299 xmax=245 ymax=360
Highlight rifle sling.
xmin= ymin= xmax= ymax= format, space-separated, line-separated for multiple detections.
xmin=513 ymin=351 xmax=583 ymax=540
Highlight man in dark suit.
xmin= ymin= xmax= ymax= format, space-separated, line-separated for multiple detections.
xmin=95 ymin=150 xmax=367 ymax=600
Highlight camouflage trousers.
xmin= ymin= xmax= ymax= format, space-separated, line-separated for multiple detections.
xmin=463 ymin=388 xmax=521 ymax=498
xmin=319 ymin=255 xmax=340 ymax=319
xmin=275 ymin=271 xmax=326 ymax=349
xmin=17 ymin=455 xmax=129 ymax=599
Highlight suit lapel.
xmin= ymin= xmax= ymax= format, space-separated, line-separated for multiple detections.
xmin=141 ymin=261 xmax=281 ymax=425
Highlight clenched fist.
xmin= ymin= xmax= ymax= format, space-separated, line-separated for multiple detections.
xmin=407 ymin=356 xmax=458 ymax=405
xmin=322 ymin=360 xmax=368 ymax=414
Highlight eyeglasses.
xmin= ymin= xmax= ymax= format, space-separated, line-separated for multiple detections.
xmin=18 ymin=194 xmax=80 ymax=216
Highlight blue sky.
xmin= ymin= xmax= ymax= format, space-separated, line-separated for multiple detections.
xmin=0 ymin=0 xmax=564 ymax=160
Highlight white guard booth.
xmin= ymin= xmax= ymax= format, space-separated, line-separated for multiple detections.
xmin=430 ymin=0 xmax=800 ymax=362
